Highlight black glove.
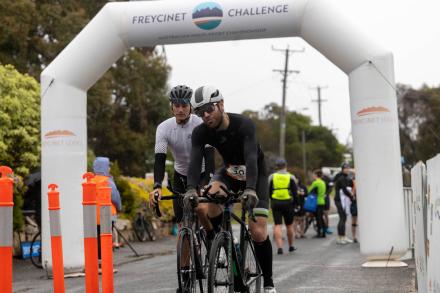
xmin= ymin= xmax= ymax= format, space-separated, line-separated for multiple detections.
xmin=241 ymin=188 xmax=258 ymax=210
xmin=183 ymin=188 xmax=199 ymax=209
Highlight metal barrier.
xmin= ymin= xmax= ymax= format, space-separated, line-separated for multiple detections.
xmin=426 ymin=155 xmax=440 ymax=292
xmin=411 ymin=157 xmax=440 ymax=293
xmin=402 ymin=187 xmax=415 ymax=258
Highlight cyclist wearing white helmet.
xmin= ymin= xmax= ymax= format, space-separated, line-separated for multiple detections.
xmin=151 ymin=85 xmax=214 ymax=224
xmin=184 ymin=86 xmax=277 ymax=293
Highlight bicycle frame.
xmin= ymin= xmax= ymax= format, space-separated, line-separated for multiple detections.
xmin=219 ymin=201 xmax=262 ymax=291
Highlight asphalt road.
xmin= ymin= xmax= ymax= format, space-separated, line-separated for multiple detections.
xmin=13 ymin=219 xmax=415 ymax=292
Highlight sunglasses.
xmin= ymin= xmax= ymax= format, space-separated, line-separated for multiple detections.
xmin=194 ymin=103 xmax=217 ymax=117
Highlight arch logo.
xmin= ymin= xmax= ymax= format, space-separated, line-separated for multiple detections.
xmin=192 ymin=2 xmax=223 ymax=30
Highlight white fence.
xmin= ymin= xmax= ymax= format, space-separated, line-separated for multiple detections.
xmin=409 ymin=156 xmax=440 ymax=293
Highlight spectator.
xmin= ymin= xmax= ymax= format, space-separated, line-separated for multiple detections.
xmin=322 ymin=172 xmax=333 ymax=235
xmin=334 ymin=163 xmax=354 ymax=244
xmin=308 ymin=169 xmax=326 ymax=238
xmin=293 ymin=176 xmax=307 ymax=238
xmin=350 ymin=171 xmax=358 ymax=243
xmin=93 ymin=157 xmax=122 ymax=255
xmin=268 ymin=158 xmax=298 ymax=254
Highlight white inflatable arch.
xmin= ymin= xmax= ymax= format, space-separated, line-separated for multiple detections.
xmin=41 ymin=0 xmax=406 ymax=270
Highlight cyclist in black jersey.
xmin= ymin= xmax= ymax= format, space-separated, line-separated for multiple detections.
xmin=184 ymin=86 xmax=276 ymax=293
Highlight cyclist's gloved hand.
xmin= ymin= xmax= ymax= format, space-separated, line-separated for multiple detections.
xmin=241 ymin=188 xmax=258 ymax=210
xmin=183 ymin=188 xmax=199 ymax=209
xmin=149 ymin=184 xmax=162 ymax=208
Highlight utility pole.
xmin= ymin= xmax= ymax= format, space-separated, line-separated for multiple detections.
xmin=273 ymin=45 xmax=304 ymax=158
xmin=301 ymin=130 xmax=307 ymax=175
xmin=310 ymin=85 xmax=328 ymax=126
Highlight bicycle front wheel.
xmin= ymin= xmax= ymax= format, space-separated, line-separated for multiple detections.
xmin=208 ymin=232 xmax=234 ymax=293
xmin=195 ymin=228 xmax=208 ymax=292
xmin=30 ymin=232 xmax=43 ymax=269
xmin=177 ymin=229 xmax=197 ymax=293
xmin=242 ymin=235 xmax=261 ymax=293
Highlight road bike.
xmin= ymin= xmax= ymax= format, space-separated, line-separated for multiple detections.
xmin=303 ymin=212 xmax=318 ymax=234
xmin=133 ymin=200 xmax=157 ymax=242
xmin=207 ymin=187 xmax=262 ymax=293
xmin=155 ymin=193 xmax=209 ymax=293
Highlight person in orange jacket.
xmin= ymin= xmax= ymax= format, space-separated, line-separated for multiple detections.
xmin=93 ymin=157 xmax=122 ymax=256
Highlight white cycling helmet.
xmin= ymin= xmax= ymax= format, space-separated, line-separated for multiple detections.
xmin=191 ymin=86 xmax=223 ymax=109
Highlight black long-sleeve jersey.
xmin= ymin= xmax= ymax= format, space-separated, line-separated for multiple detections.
xmin=187 ymin=113 xmax=264 ymax=190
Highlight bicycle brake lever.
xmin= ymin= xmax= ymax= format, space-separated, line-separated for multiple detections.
xmin=153 ymin=191 xmax=162 ymax=218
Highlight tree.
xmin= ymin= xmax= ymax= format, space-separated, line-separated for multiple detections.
xmin=87 ymin=49 xmax=170 ymax=176
xmin=0 ymin=64 xmax=40 ymax=229
xmin=243 ymin=103 xmax=345 ymax=175
xmin=0 ymin=64 xmax=40 ymax=176
xmin=398 ymin=84 xmax=440 ymax=165
xmin=0 ymin=1 xmax=171 ymax=176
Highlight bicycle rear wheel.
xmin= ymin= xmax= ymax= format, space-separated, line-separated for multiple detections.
xmin=304 ymin=216 xmax=312 ymax=234
xmin=208 ymin=232 xmax=233 ymax=293
xmin=133 ymin=215 xmax=148 ymax=242
xmin=30 ymin=232 xmax=43 ymax=269
xmin=144 ymin=220 xmax=156 ymax=241
xmin=242 ymin=235 xmax=261 ymax=293
xmin=177 ymin=229 xmax=197 ymax=293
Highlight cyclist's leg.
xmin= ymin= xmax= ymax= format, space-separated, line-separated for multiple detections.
xmin=173 ymin=171 xmax=191 ymax=275
xmin=173 ymin=170 xmax=186 ymax=224
xmin=196 ymin=174 xmax=228 ymax=240
xmin=249 ymin=160 xmax=274 ymax=289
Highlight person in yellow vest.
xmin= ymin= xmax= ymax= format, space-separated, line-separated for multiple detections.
xmin=93 ymin=157 xmax=122 ymax=258
xmin=269 ymin=158 xmax=298 ymax=255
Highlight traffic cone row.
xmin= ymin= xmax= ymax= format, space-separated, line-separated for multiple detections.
xmin=0 ymin=166 xmax=14 ymax=293
xmin=0 ymin=166 xmax=115 ymax=293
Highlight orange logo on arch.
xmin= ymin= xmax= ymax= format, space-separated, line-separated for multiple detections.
xmin=44 ymin=130 xmax=76 ymax=139
xmin=356 ymin=106 xmax=390 ymax=117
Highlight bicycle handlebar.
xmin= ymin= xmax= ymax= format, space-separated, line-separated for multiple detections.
xmin=152 ymin=187 xmax=256 ymax=222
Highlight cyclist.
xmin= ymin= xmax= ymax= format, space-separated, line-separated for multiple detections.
xmin=184 ymin=86 xmax=277 ymax=293
xmin=151 ymin=85 xmax=215 ymax=293
xmin=150 ymin=85 xmax=214 ymax=222
xmin=269 ymin=158 xmax=298 ymax=254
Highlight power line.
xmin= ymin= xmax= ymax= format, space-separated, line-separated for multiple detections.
xmin=272 ymin=45 xmax=304 ymax=158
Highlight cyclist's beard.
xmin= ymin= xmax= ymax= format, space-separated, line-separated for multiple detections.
xmin=213 ymin=112 xmax=224 ymax=130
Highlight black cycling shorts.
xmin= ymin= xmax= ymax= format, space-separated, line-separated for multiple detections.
xmin=172 ymin=170 xmax=209 ymax=223
xmin=211 ymin=166 xmax=269 ymax=216
xmin=324 ymin=194 xmax=331 ymax=211
xmin=350 ymin=199 xmax=358 ymax=216
xmin=271 ymin=199 xmax=294 ymax=225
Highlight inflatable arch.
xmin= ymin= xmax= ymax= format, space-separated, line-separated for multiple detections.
xmin=41 ymin=0 xmax=407 ymax=269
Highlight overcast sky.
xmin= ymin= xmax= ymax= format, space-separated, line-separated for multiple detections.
xmin=164 ymin=0 xmax=440 ymax=144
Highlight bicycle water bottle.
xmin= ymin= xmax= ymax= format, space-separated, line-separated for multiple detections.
xmin=233 ymin=237 xmax=242 ymax=264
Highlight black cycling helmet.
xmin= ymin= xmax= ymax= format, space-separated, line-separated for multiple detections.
xmin=341 ymin=162 xmax=350 ymax=170
xmin=169 ymin=85 xmax=193 ymax=105
xmin=275 ymin=158 xmax=287 ymax=168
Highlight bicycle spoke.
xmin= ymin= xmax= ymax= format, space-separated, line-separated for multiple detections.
xmin=243 ymin=238 xmax=261 ymax=293
xmin=208 ymin=233 xmax=233 ymax=293
xmin=178 ymin=231 xmax=197 ymax=293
